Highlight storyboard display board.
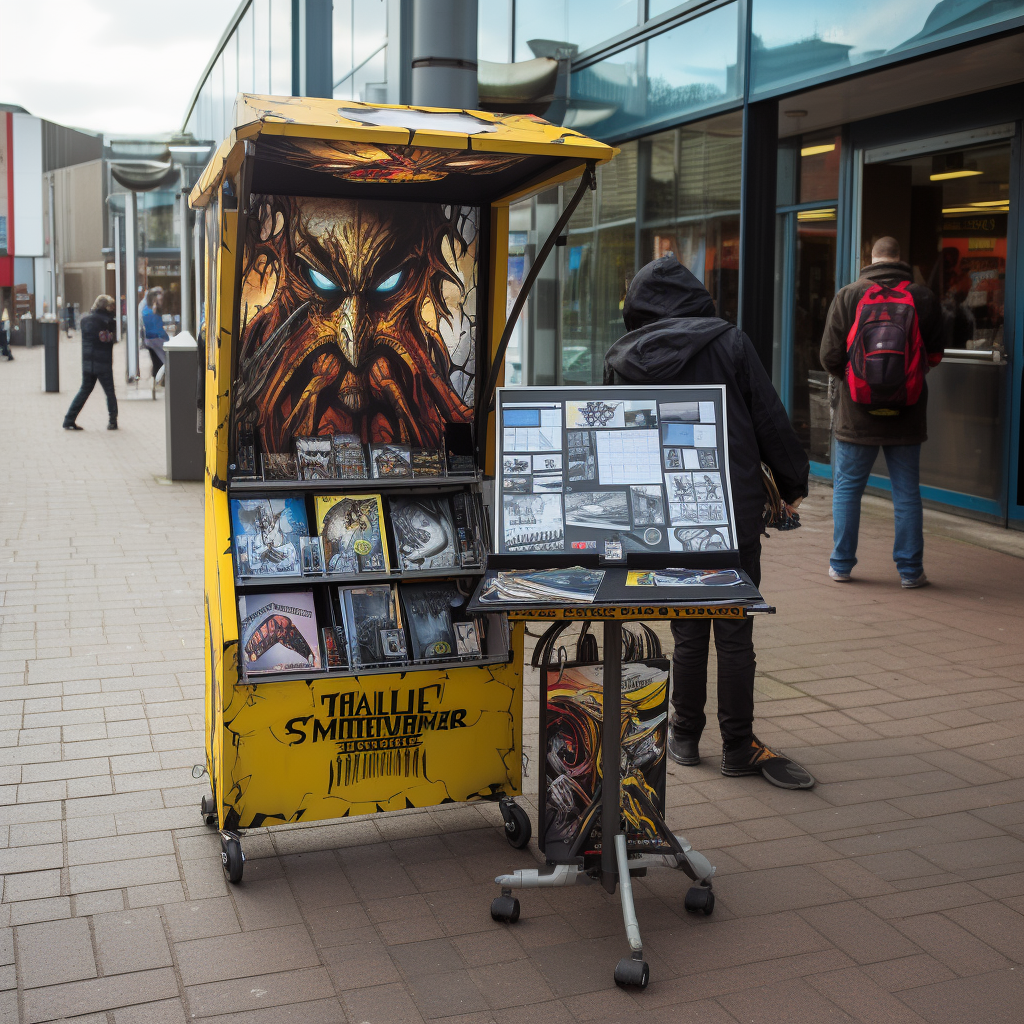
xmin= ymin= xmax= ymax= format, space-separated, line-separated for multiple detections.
xmin=495 ymin=386 xmax=738 ymax=558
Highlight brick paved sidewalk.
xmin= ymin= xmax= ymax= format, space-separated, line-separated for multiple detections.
xmin=0 ymin=336 xmax=1022 ymax=1023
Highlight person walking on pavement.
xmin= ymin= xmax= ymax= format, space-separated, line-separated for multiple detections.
xmin=0 ymin=307 xmax=13 ymax=360
xmin=141 ymin=287 xmax=169 ymax=387
xmin=605 ymin=254 xmax=814 ymax=789
xmin=820 ymin=236 xmax=944 ymax=588
xmin=63 ymin=294 xmax=119 ymax=431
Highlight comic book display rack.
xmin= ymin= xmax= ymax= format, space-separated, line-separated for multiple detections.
xmin=466 ymin=385 xmax=776 ymax=989
xmin=191 ymin=96 xmax=615 ymax=884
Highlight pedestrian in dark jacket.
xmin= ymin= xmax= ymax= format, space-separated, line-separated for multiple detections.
xmin=819 ymin=236 xmax=944 ymax=588
xmin=63 ymin=294 xmax=119 ymax=431
xmin=605 ymin=254 xmax=812 ymax=788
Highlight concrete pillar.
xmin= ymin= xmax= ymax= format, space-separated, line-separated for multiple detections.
xmin=411 ymin=0 xmax=478 ymax=109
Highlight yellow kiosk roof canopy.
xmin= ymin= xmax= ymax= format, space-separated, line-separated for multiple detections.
xmin=190 ymin=95 xmax=615 ymax=209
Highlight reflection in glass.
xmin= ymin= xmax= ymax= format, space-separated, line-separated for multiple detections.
xmin=567 ymin=3 xmax=741 ymax=139
xmin=479 ymin=0 xmax=512 ymax=63
xmin=269 ymin=0 xmax=292 ymax=96
xmin=751 ymin=0 xmax=1024 ymax=94
xmin=333 ymin=0 xmax=389 ymax=102
xmin=253 ymin=0 xmax=271 ymax=95
xmin=790 ymin=209 xmax=837 ymax=461
xmin=237 ymin=7 xmax=254 ymax=95
xmin=514 ymin=0 xmax=639 ymax=61
xmin=799 ymin=133 xmax=841 ymax=203
xmin=640 ymin=111 xmax=742 ymax=325
xmin=861 ymin=141 xmax=1009 ymax=354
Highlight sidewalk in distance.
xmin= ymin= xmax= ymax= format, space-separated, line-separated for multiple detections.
xmin=0 ymin=337 xmax=1021 ymax=1023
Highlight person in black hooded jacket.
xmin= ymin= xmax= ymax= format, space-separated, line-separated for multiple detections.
xmin=63 ymin=294 xmax=119 ymax=430
xmin=605 ymin=254 xmax=811 ymax=787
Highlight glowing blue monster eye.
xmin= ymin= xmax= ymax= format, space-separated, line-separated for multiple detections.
xmin=307 ymin=267 xmax=341 ymax=292
xmin=375 ymin=270 xmax=403 ymax=293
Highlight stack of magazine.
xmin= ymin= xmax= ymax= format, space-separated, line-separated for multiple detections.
xmin=238 ymin=581 xmax=489 ymax=678
xmin=478 ymin=567 xmax=606 ymax=605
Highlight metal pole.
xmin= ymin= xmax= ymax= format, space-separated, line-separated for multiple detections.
xmin=179 ymin=190 xmax=191 ymax=336
xmin=411 ymin=0 xmax=478 ymax=108
xmin=112 ymin=215 xmax=122 ymax=341
xmin=193 ymin=205 xmax=204 ymax=340
xmin=47 ymin=176 xmax=57 ymax=317
xmin=601 ymin=619 xmax=622 ymax=893
xmin=125 ymin=193 xmax=139 ymax=383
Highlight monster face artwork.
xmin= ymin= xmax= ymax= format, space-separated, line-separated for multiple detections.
xmin=235 ymin=196 xmax=478 ymax=456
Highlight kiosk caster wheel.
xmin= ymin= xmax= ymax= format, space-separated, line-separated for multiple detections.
xmin=200 ymin=794 xmax=217 ymax=827
xmin=614 ymin=957 xmax=649 ymax=989
xmin=684 ymin=885 xmax=715 ymax=916
xmin=490 ymin=895 xmax=520 ymax=923
xmin=220 ymin=834 xmax=245 ymax=884
xmin=499 ymin=799 xmax=532 ymax=849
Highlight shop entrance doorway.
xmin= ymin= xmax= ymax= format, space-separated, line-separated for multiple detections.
xmin=858 ymin=127 xmax=1013 ymax=513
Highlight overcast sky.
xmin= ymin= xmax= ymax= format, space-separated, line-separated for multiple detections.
xmin=0 ymin=0 xmax=240 ymax=135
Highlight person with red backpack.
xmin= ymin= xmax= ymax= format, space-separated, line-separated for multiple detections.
xmin=820 ymin=236 xmax=945 ymax=588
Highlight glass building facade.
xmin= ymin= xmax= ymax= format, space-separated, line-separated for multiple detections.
xmin=183 ymin=0 xmax=1024 ymax=527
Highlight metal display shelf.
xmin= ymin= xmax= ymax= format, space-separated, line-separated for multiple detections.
xmin=234 ymin=567 xmax=486 ymax=589
xmin=228 ymin=474 xmax=482 ymax=493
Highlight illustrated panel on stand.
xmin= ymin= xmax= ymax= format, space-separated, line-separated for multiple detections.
xmin=495 ymin=387 xmax=739 ymax=559
xmin=541 ymin=661 xmax=672 ymax=861
xmin=234 ymin=196 xmax=479 ymax=465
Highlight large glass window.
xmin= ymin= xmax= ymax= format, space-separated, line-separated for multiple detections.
xmin=639 ymin=110 xmax=742 ymax=324
xmin=751 ymin=0 xmax=1024 ymax=95
xmin=514 ymin=0 xmax=639 ymax=60
xmin=479 ymin=0 xmax=512 ymax=63
xmin=253 ymin=0 xmax=271 ymax=94
xmin=237 ymin=7 xmax=255 ymax=96
xmin=333 ymin=0 xmax=389 ymax=102
xmin=567 ymin=3 xmax=741 ymax=139
xmin=270 ymin=0 xmax=292 ymax=96
xmin=550 ymin=108 xmax=744 ymax=386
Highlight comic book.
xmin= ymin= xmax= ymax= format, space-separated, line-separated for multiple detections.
xmin=389 ymin=497 xmax=458 ymax=571
xmin=238 ymin=590 xmax=321 ymax=676
xmin=314 ymin=495 xmax=389 ymax=575
xmin=400 ymin=582 xmax=459 ymax=660
xmin=230 ymin=497 xmax=308 ymax=577
xmin=338 ymin=584 xmax=407 ymax=667
xmin=369 ymin=443 xmax=412 ymax=478
xmin=295 ymin=436 xmax=334 ymax=480
xmin=332 ymin=433 xmax=368 ymax=480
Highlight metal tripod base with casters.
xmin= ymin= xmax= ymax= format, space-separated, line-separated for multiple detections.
xmin=487 ymin=618 xmax=734 ymax=990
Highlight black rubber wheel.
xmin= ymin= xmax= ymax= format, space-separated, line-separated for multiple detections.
xmin=200 ymin=794 xmax=217 ymax=827
xmin=684 ymin=885 xmax=715 ymax=916
xmin=490 ymin=895 xmax=520 ymax=923
xmin=613 ymin=957 xmax=649 ymax=989
xmin=503 ymin=803 xmax=532 ymax=849
xmin=221 ymin=836 xmax=244 ymax=884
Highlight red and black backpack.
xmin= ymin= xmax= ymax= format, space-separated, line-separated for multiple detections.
xmin=845 ymin=282 xmax=925 ymax=407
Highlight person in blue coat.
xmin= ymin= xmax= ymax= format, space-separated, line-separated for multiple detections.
xmin=141 ymin=287 xmax=169 ymax=383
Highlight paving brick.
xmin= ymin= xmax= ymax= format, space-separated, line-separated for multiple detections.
xmin=174 ymin=924 xmax=320 ymax=986
xmin=184 ymin=966 xmax=336 ymax=1018
xmin=16 ymin=917 xmax=96 ymax=988
xmin=92 ymin=908 xmax=173 ymax=974
xmin=21 ymin=968 xmax=179 ymax=1023
xmin=899 ymin=967 xmax=1024 ymax=1024
xmin=797 ymin=902 xmax=922 ymax=965
xmin=69 ymin=854 xmax=180 ymax=894
xmin=893 ymin=912 xmax=1012 ymax=976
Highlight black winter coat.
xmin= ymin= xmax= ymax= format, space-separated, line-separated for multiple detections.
xmin=604 ymin=255 xmax=809 ymax=548
xmin=80 ymin=310 xmax=117 ymax=369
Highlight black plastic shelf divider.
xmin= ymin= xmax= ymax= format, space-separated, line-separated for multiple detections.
xmin=239 ymin=651 xmax=512 ymax=685
xmin=229 ymin=474 xmax=482 ymax=494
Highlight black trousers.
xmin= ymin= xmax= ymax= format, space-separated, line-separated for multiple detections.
xmin=148 ymin=346 xmax=164 ymax=375
xmin=65 ymin=362 xmax=118 ymax=424
xmin=670 ymin=538 xmax=761 ymax=750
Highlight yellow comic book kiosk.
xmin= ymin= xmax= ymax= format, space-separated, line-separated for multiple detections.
xmin=190 ymin=96 xmax=615 ymax=884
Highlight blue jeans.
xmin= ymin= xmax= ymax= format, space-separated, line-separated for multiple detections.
xmin=831 ymin=439 xmax=924 ymax=580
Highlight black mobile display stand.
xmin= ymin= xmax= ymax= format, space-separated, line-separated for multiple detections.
xmin=467 ymin=384 xmax=777 ymax=990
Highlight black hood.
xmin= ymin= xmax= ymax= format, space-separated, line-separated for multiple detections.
xmin=606 ymin=254 xmax=733 ymax=383
xmin=622 ymin=253 xmax=716 ymax=331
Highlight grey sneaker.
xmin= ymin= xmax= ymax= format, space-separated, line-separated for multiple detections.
xmin=901 ymin=572 xmax=929 ymax=589
xmin=828 ymin=566 xmax=852 ymax=582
